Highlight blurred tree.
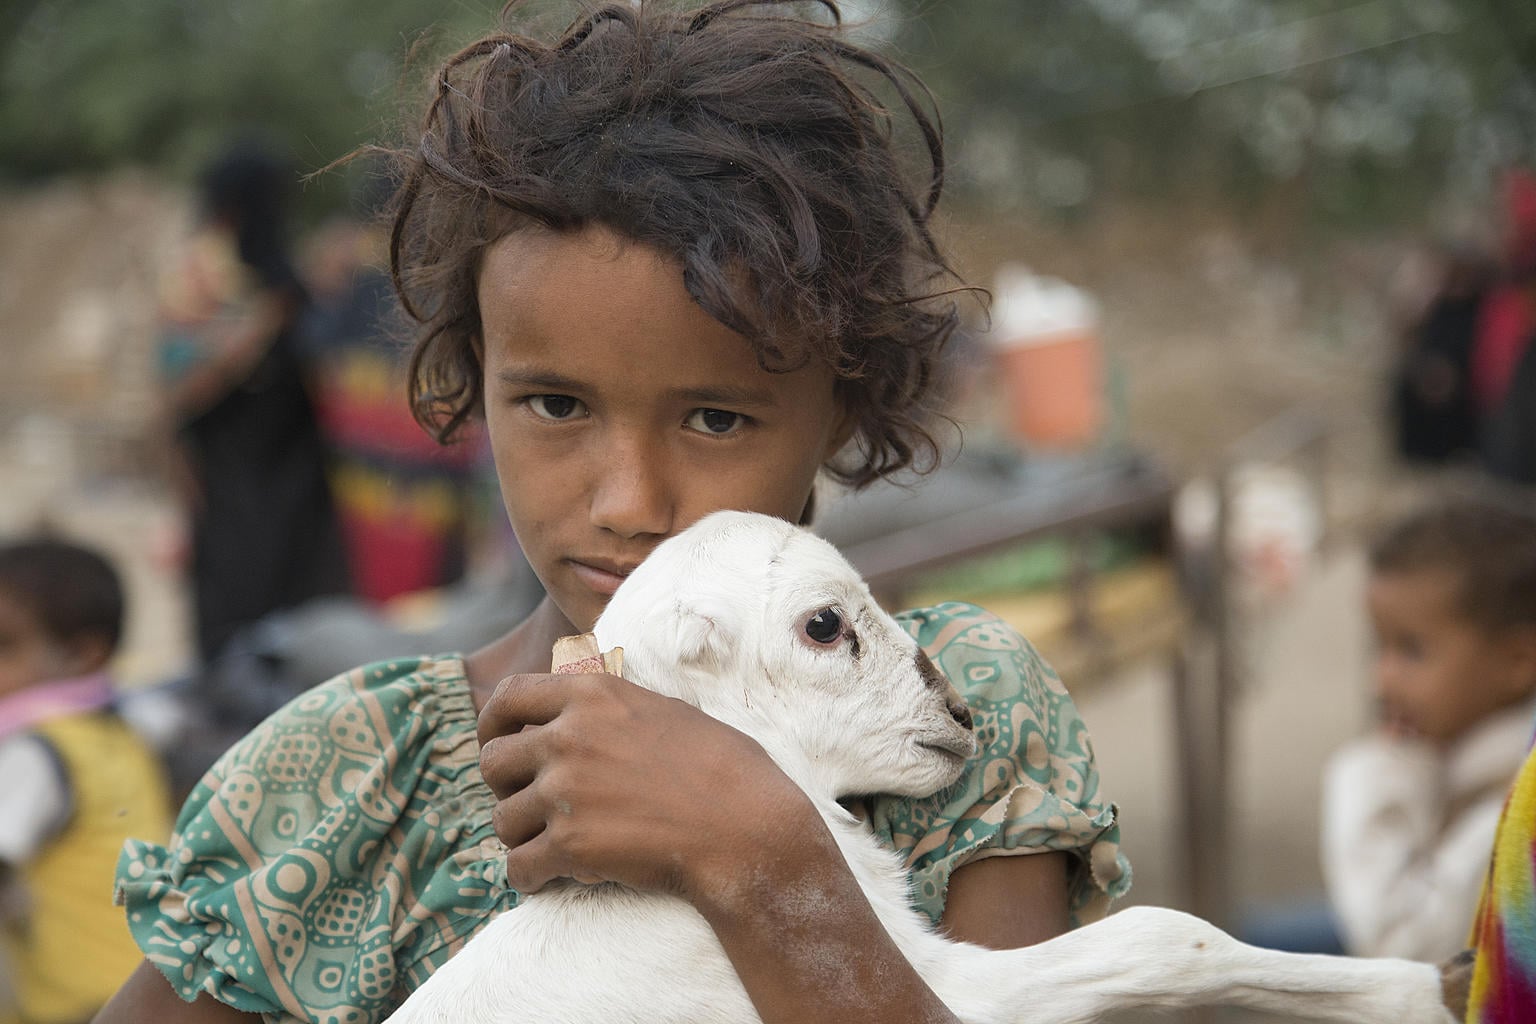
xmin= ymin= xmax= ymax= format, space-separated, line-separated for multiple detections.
xmin=0 ymin=0 xmax=502 ymax=218
xmin=884 ymin=0 xmax=1536 ymax=233
xmin=0 ymin=0 xmax=1532 ymax=232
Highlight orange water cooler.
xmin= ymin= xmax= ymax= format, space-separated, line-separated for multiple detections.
xmin=987 ymin=264 xmax=1104 ymax=451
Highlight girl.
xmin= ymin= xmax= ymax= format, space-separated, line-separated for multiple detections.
xmin=100 ymin=3 xmax=1129 ymax=1022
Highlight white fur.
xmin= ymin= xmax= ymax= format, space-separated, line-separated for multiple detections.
xmin=390 ymin=511 xmax=1455 ymax=1024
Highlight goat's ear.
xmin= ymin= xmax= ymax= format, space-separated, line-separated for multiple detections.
xmin=670 ymin=604 xmax=728 ymax=669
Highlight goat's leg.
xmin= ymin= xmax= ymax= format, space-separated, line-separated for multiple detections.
xmin=920 ymin=906 xmax=1458 ymax=1024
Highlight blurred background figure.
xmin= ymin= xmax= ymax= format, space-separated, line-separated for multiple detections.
xmin=152 ymin=182 xmax=534 ymax=798
xmin=296 ymin=195 xmax=494 ymax=606
xmin=1319 ymin=496 xmax=1536 ymax=962
xmin=145 ymin=166 xmax=535 ymax=801
xmin=1239 ymin=494 xmax=1536 ymax=960
xmin=1470 ymin=169 xmax=1536 ymax=422
xmin=0 ymin=537 xmax=171 ymax=1024
xmin=1474 ymin=168 xmax=1536 ymax=484
xmin=154 ymin=138 xmax=349 ymax=662
xmin=1388 ymin=243 xmax=1489 ymax=466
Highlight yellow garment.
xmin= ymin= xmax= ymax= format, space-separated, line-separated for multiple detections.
xmin=4 ymin=713 xmax=170 ymax=1024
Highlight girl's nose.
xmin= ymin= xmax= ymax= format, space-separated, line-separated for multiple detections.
xmin=589 ymin=436 xmax=674 ymax=539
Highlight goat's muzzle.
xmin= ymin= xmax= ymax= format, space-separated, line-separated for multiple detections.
xmin=915 ymin=648 xmax=973 ymax=730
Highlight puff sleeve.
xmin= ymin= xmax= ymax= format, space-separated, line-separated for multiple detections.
xmin=114 ymin=656 xmax=514 ymax=1024
xmin=864 ymin=602 xmax=1131 ymax=926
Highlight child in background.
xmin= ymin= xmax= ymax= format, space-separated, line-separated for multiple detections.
xmin=0 ymin=539 xmax=172 ymax=1024
xmin=1322 ymin=496 xmax=1536 ymax=963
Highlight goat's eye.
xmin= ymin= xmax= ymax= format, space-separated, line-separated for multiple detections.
xmin=805 ymin=608 xmax=842 ymax=644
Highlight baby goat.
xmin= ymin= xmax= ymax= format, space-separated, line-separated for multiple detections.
xmin=390 ymin=510 xmax=1457 ymax=1024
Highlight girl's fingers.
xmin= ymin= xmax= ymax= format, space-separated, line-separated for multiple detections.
xmin=476 ymin=673 xmax=580 ymax=748
xmin=490 ymin=784 xmax=549 ymax=854
xmin=477 ymin=727 xmax=543 ymax=799
xmin=502 ymin=831 xmax=568 ymax=895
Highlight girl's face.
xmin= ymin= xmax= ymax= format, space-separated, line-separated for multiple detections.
xmin=1367 ymin=568 xmax=1535 ymax=744
xmin=477 ymin=227 xmax=854 ymax=632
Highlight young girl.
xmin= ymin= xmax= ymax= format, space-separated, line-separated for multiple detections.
xmin=101 ymin=3 xmax=1129 ymax=1021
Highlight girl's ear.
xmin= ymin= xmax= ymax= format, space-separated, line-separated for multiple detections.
xmin=822 ymin=397 xmax=857 ymax=462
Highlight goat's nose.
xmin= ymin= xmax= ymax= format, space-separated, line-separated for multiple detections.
xmin=914 ymin=648 xmax=973 ymax=731
xmin=946 ymin=695 xmax=974 ymax=731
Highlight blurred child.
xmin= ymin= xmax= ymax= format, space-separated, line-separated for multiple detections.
xmin=0 ymin=539 xmax=171 ymax=1024
xmin=1321 ymin=496 xmax=1536 ymax=962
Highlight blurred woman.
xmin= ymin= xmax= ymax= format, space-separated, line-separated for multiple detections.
xmin=155 ymin=138 xmax=348 ymax=661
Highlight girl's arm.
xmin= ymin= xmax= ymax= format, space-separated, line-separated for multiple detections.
xmin=93 ymin=961 xmax=259 ymax=1024
xmin=690 ymin=806 xmax=961 ymax=1024
xmin=478 ymin=672 xmax=1072 ymax=1023
xmin=941 ymin=851 xmax=1072 ymax=949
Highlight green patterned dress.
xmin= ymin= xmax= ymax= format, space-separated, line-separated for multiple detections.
xmin=115 ymin=601 xmax=1130 ymax=1023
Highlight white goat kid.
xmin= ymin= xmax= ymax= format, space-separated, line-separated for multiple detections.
xmin=390 ymin=510 xmax=1457 ymax=1024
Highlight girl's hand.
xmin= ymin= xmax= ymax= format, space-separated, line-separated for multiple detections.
xmin=476 ymin=670 xmax=967 ymax=1024
xmin=476 ymin=672 xmax=813 ymax=898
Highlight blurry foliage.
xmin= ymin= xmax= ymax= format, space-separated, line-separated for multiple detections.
xmin=884 ymin=0 xmax=1536 ymax=233
xmin=0 ymin=0 xmax=1533 ymax=231
xmin=0 ymin=0 xmax=505 ymax=219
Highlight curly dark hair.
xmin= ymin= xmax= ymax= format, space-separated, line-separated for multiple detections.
xmin=385 ymin=0 xmax=964 ymax=488
xmin=1370 ymin=493 xmax=1536 ymax=631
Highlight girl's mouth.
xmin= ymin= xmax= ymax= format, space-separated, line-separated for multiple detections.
xmin=568 ymin=559 xmax=634 ymax=597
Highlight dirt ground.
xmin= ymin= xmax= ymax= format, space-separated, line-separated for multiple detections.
xmin=0 ymin=176 xmax=1451 ymax=1020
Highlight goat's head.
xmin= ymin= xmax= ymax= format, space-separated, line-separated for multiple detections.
xmin=593 ymin=511 xmax=977 ymax=800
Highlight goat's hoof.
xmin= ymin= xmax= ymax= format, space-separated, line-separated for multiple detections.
xmin=1438 ymin=947 xmax=1474 ymax=1020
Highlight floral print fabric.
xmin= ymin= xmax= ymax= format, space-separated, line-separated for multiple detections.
xmin=868 ymin=602 xmax=1129 ymax=926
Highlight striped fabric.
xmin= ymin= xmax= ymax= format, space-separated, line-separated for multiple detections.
xmin=1467 ymin=734 xmax=1536 ymax=1022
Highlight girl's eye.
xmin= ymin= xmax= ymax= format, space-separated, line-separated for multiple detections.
xmin=527 ymin=395 xmax=586 ymax=421
xmin=685 ymin=408 xmax=745 ymax=435
xmin=804 ymin=608 xmax=842 ymax=644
